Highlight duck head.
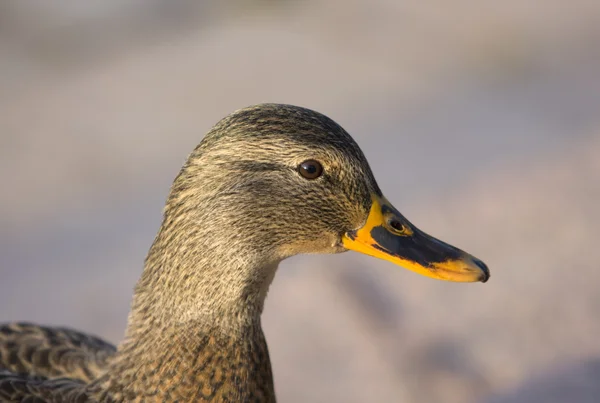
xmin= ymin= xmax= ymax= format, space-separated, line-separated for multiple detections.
xmin=163 ymin=104 xmax=489 ymax=284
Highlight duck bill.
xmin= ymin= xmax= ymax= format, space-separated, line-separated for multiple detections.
xmin=342 ymin=195 xmax=489 ymax=283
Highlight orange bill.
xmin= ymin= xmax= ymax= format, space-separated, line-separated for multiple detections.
xmin=342 ymin=195 xmax=489 ymax=282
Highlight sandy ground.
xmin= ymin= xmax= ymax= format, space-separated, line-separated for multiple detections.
xmin=1 ymin=1 xmax=600 ymax=402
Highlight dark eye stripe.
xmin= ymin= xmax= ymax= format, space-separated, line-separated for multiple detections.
xmin=229 ymin=161 xmax=282 ymax=172
xmin=298 ymin=160 xmax=323 ymax=180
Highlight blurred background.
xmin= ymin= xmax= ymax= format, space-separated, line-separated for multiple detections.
xmin=1 ymin=1 xmax=599 ymax=402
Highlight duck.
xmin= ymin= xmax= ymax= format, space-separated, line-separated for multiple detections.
xmin=0 ymin=104 xmax=489 ymax=402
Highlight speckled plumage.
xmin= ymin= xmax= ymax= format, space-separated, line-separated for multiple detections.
xmin=87 ymin=321 xmax=274 ymax=402
xmin=1 ymin=104 xmax=381 ymax=402
xmin=0 ymin=323 xmax=115 ymax=382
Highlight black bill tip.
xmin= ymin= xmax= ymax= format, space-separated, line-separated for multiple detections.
xmin=472 ymin=257 xmax=490 ymax=283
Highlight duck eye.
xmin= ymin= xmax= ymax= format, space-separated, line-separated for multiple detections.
xmin=298 ymin=160 xmax=323 ymax=180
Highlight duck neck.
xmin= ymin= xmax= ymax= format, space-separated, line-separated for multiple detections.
xmin=127 ymin=231 xmax=280 ymax=333
xmin=92 ymin=221 xmax=280 ymax=401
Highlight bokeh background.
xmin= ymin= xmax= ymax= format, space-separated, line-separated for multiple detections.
xmin=1 ymin=1 xmax=599 ymax=402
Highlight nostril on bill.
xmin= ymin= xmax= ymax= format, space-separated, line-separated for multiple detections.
xmin=388 ymin=218 xmax=404 ymax=232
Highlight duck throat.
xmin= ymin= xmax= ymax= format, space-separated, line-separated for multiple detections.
xmin=92 ymin=230 xmax=280 ymax=401
xmin=129 ymin=215 xmax=281 ymax=330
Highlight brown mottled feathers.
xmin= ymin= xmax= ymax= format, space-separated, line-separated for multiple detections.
xmin=0 ymin=323 xmax=115 ymax=382
xmin=87 ymin=322 xmax=275 ymax=402
xmin=0 ymin=371 xmax=91 ymax=402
